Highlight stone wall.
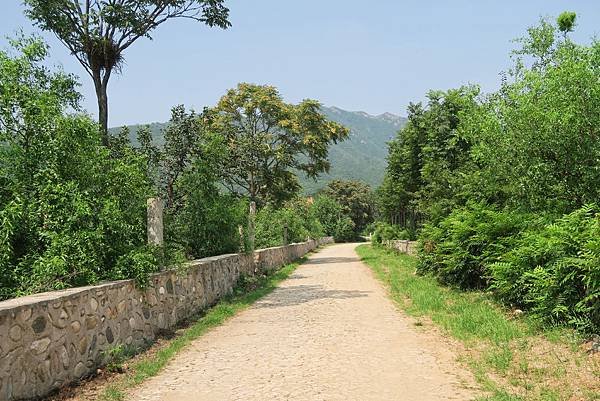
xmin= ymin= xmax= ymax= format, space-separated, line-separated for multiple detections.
xmin=0 ymin=238 xmax=332 ymax=401
xmin=382 ymin=240 xmax=418 ymax=256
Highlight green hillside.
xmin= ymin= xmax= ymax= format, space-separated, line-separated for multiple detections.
xmin=110 ymin=106 xmax=405 ymax=193
xmin=311 ymin=107 xmax=405 ymax=193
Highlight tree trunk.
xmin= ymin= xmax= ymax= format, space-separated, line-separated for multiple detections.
xmin=92 ymin=70 xmax=110 ymax=146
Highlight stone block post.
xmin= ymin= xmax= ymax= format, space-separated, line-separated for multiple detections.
xmin=238 ymin=225 xmax=245 ymax=252
xmin=147 ymin=197 xmax=164 ymax=246
xmin=248 ymin=201 xmax=256 ymax=252
xmin=283 ymin=223 xmax=289 ymax=245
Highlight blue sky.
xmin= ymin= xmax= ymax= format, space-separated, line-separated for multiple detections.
xmin=1 ymin=1 xmax=599 ymax=127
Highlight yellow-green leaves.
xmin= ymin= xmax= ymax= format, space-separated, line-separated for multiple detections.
xmin=557 ymin=11 xmax=576 ymax=34
xmin=204 ymin=83 xmax=349 ymax=206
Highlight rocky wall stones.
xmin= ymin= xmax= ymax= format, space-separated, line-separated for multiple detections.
xmin=0 ymin=237 xmax=332 ymax=401
xmin=382 ymin=240 xmax=418 ymax=256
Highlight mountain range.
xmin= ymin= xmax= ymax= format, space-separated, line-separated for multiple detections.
xmin=110 ymin=106 xmax=406 ymax=193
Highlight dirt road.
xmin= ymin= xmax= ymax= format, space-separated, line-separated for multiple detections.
xmin=128 ymin=243 xmax=477 ymax=401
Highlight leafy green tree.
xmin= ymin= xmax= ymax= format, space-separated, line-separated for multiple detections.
xmin=311 ymin=195 xmax=344 ymax=237
xmin=254 ymin=199 xmax=324 ymax=249
xmin=322 ymin=180 xmax=375 ymax=235
xmin=166 ymin=165 xmax=247 ymax=258
xmin=378 ymin=87 xmax=477 ymax=223
xmin=371 ymin=222 xmax=410 ymax=245
xmin=138 ymin=105 xmax=244 ymax=259
xmin=0 ymin=37 xmax=155 ymax=298
xmin=464 ymin=16 xmax=600 ymax=214
xmin=408 ymin=13 xmax=600 ymax=332
xmin=377 ymin=102 xmax=426 ymax=218
xmin=203 ymin=83 xmax=350 ymax=206
xmin=158 ymin=106 xmax=211 ymax=210
xmin=557 ymin=11 xmax=576 ymax=35
xmin=310 ymin=194 xmax=356 ymax=242
xmin=24 ymin=0 xmax=231 ymax=143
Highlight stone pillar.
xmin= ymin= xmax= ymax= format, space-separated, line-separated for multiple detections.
xmin=248 ymin=201 xmax=256 ymax=252
xmin=147 ymin=197 xmax=164 ymax=246
xmin=283 ymin=223 xmax=289 ymax=245
xmin=238 ymin=225 xmax=245 ymax=252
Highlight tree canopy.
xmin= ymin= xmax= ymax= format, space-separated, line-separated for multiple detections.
xmin=322 ymin=180 xmax=375 ymax=235
xmin=24 ymin=0 xmax=231 ymax=143
xmin=378 ymin=87 xmax=478 ymax=223
xmin=0 ymin=37 xmax=155 ymax=298
xmin=203 ymin=83 xmax=350 ymax=205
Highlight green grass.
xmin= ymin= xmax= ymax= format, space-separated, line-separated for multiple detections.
xmin=356 ymin=244 xmax=598 ymax=401
xmin=357 ymin=244 xmax=526 ymax=344
xmin=100 ymin=258 xmax=306 ymax=401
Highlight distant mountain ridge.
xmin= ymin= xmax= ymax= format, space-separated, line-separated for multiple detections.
xmin=110 ymin=106 xmax=406 ymax=193
xmin=311 ymin=106 xmax=405 ymax=193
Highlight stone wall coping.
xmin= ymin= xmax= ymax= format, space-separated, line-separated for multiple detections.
xmin=255 ymin=242 xmax=310 ymax=252
xmin=0 ymin=280 xmax=129 ymax=313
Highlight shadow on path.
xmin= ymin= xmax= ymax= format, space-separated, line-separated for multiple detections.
xmin=306 ymin=256 xmax=360 ymax=265
xmin=256 ymin=284 xmax=370 ymax=309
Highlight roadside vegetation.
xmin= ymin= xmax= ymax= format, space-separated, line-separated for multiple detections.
xmin=0 ymin=36 xmax=355 ymax=300
xmin=376 ymin=12 xmax=599 ymax=334
xmin=357 ymin=245 xmax=600 ymax=401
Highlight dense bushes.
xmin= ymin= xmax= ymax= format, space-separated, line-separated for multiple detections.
xmin=255 ymin=200 xmax=324 ymax=249
xmin=322 ymin=180 xmax=375 ymax=237
xmin=379 ymin=15 xmax=600 ymax=332
xmin=165 ymin=181 xmax=247 ymax=259
xmin=0 ymin=39 xmax=156 ymax=299
xmin=311 ymin=195 xmax=355 ymax=242
xmin=417 ymin=204 xmax=538 ymax=289
xmin=141 ymin=106 xmax=250 ymax=260
xmin=490 ymin=205 xmax=600 ymax=331
xmin=371 ymin=223 xmax=411 ymax=246
xmin=0 ymin=38 xmax=339 ymax=300
xmin=418 ymin=204 xmax=600 ymax=331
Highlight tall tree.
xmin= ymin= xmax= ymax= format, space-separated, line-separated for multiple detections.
xmin=203 ymin=83 xmax=350 ymax=205
xmin=378 ymin=87 xmax=477 ymax=223
xmin=322 ymin=180 xmax=375 ymax=234
xmin=24 ymin=0 xmax=231 ymax=145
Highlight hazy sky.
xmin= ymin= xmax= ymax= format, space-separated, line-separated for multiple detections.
xmin=1 ymin=1 xmax=599 ymax=127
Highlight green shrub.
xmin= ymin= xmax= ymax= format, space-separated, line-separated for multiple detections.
xmin=322 ymin=180 xmax=375 ymax=235
xmin=166 ymin=178 xmax=247 ymax=259
xmin=312 ymin=194 xmax=359 ymax=242
xmin=103 ymin=344 xmax=137 ymax=373
xmin=417 ymin=203 xmax=536 ymax=289
xmin=362 ymin=221 xmax=378 ymax=237
xmin=332 ymin=216 xmax=355 ymax=242
xmin=490 ymin=205 xmax=600 ymax=332
xmin=372 ymin=222 xmax=411 ymax=245
xmin=254 ymin=199 xmax=324 ymax=249
xmin=312 ymin=195 xmax=344 ymax=237
xmin=0 ymin=38 xmax=157 ymax=299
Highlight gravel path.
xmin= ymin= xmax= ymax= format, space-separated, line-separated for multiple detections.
xmin=128 ymin=243 xmax=477 ymax=401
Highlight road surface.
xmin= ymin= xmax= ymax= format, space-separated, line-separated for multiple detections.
xmin=128 ymin=243 xmax=477 ymax=401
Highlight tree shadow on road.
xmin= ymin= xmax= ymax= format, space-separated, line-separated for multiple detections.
xmin=255 ymin=284 xmax=370 ymax=308
xmin=306 ymin=256 xmax=360 ymax=265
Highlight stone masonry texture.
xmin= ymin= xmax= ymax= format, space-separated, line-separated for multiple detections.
xmin=382 ymin=240 xmax=417 ymax=256
xmin=0 ymin=238 xmax=332 ymax=401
